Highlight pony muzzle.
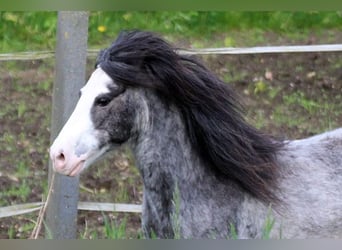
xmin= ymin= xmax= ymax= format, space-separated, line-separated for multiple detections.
xmin=49 ymin=147 xmax=87 ymax=176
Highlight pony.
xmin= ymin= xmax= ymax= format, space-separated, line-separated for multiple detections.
xmin=49 ymin=31 xmax=342 ymax=238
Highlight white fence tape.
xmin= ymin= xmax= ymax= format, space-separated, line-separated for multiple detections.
xmin=179 ymin=44 xmax=342 ymax=55
xmin=0 ymin=202 xmax=142 ymax=218
xmin=1 ymin=44 xmax=342 ymax=61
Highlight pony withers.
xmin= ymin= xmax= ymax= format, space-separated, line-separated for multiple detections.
xmin=50 ymin=31 xmax=342 ymax=239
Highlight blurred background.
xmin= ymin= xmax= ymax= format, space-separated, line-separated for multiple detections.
xmin=0 ymin=11 xmax=341 ymax=238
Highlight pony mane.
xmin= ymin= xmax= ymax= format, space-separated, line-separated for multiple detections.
xmin=97 ymin=30 xmax=283 ymax=204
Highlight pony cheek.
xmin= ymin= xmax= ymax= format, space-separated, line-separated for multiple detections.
xmin=92 ymin=98 xmax=135 ymax=145
xmin=103 ymin=115 xmax=134 ymax=145
xmin=74 ymin=132 xmax=99 ymax=157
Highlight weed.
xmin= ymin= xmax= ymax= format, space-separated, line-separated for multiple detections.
xmin=254 ymin=80 xmax=269 ymax=94
xmin=267 ymin=86 xmax=282 ymax=100
xmin=37 ymin=80 xmax=52 ymax=92
xmin=7 ymin=226 xmax=15 ymax=239
xmin=272 ymin=105 xmax=306 ymax=128
xmin=103 ymin=214 xmax=127 ymax=239
xmin=229 ymin=223 xmax=238 ymax=239
xmin=283 ymin=91 xmax=320 ymax=114
xmin=227 ymin=207 xmax=277 ymax=239
xmin=17 ymin=101 xmax=27 ymax=118
xmin=6 ymin=180 xmax=30 ymax=202
xmin=16 ymin=161 xmax=30 ymax=178
xmin=249 ymin=109 xmax=267 ymax=129
xmin=169 ymin=185 xmax=278 ymax=239
xmin=43 ymin=220 xmax=53 ymax=239
xmin=116 ymin=185 xmax=129 ymax=203
xmin=171 ymin=183 xmax=181 ymax=239
xmin=262 ymin=206 xmax=276 ymax=239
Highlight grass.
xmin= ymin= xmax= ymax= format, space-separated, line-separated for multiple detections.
xmin=6 ymin=180 xmax=31 ymax=202
xmin=0 ymin=11 xmax=341 ymax=52
xmin=103 ymin=214 xmax=128 ymax=239
xmin=76 ymin=185 xmax=279 ymax=239
xmin=228 ymin=211 xmax=277 ymax=239
xmin=0 ymin=11 xmax=341 ymax=239
xmin=283 ymin=91 xmax=320 ymax=114
xmin=274 ymin=90 xmax=341 ymax=134
xmin=261 ymin=207 xmax=276 ymax=239
xmin=171 ymin=184 xmax=181 ymax=239
xmin=76 ymin=187 xmax=279 ymax=239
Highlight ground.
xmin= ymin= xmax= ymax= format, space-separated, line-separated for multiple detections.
xmin=0 ymin=31 xmax=341 ymax=238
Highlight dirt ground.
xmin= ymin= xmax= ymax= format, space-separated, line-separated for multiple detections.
xmin=0 ymin=32 xmax=341 ymax=238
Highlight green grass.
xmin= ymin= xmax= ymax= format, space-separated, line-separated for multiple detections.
xmin=0 ymin=11 xmax=341 ymax=52
xmin=261 ymin=207 xmax=276 ymax=239
xmin=228 ymin=212 xmax=277 ymax=239
xmin=103 ymin=215 xmax=128 ymax=239
xmin=276 ymin=90 xmax=341 ymax=134
xmin=77 ymin=186 xmax=279 ymax=239
xmin=171 ymin=184 xmax=181 ymax=239
xmin=0 ymin=11 xmax=341 ymax=239
xmin=5 ymin=180 xmax=31 ymax=202
xmin=283 ymin=91 xmax=321 ymax=115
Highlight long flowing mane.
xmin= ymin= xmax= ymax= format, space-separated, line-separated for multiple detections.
xmin=96 ymin=30 xmax=283 ymax=204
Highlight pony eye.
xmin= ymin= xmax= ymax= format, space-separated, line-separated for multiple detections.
xmin=94 ymin=96 xmax=111 ymax=107
xmin=94 ymin=85 xmax=126 ymax=107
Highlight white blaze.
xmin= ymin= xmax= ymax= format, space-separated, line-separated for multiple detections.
xmin=50 ymin=68 xmax=113 ymax=176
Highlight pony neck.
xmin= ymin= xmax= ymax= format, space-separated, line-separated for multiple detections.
xmin=131 ymin=92 xmax=210 ymax=189
xmin=129 ymin=92 xmax=246 ymax=237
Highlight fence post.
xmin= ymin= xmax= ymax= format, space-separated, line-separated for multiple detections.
xmin=45 ymin=11 xmax=89 ymax=239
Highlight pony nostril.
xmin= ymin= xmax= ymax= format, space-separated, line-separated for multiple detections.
xmin=54 ymin=151 xmax=67 ymax=170
xmin=57 ymin=152 xmax=65 ymax=162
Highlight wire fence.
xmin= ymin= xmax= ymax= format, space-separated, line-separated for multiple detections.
xmin=1 ymin=42 xmax=342 ymax=219
xmin=1 ymin=44 xmax=342 ymax=61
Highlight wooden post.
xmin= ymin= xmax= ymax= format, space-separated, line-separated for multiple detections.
xmin=46 ymin=11 xmax=89 ymax=239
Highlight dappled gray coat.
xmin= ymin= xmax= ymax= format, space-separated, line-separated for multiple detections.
xmin=50 ymin=31 xmax=342 ymax=239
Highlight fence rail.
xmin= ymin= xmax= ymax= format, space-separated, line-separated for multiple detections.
xmin=1 ymin=44 xmax=342 ymax=61
xmin=0 ymin=202 xmax=142 ymax=219
xmin=179 ymin=44 xmax=342 ymax=55
xmin=1 ymin=42 xmax=342 ymax=222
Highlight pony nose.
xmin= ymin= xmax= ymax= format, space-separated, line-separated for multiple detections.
xmin=50 ymin=149 xmax=67 ymax=171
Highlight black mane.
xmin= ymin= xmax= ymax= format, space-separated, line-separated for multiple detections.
xmin=97 ymin=30 xmax=283 ymax=204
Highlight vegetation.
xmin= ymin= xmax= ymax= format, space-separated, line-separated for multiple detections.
xmin=0 ymin=11 xmax=341 ymax=52
xmin=0 ymin=11 xmax=341 ymax=239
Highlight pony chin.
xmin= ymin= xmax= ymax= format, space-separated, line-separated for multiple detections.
xmin=67 ymin=160 xmax=86 ymax=177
